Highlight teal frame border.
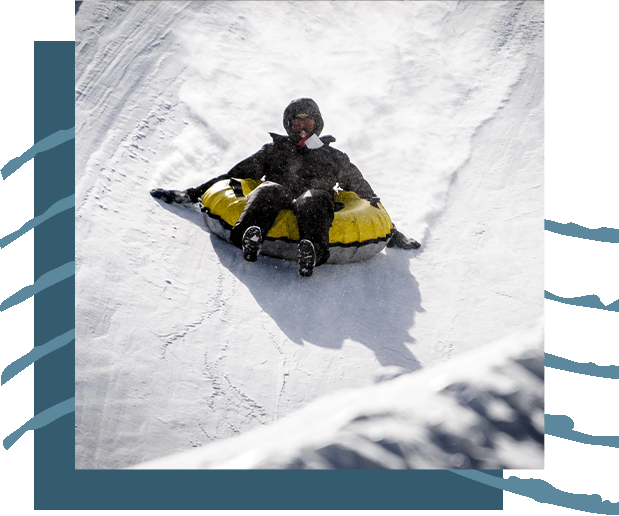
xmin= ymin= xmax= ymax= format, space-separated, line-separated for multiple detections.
xmin=24 ymin=41 xmax=503 ymax=510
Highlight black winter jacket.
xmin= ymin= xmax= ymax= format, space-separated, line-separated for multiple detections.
xmin=193 ymin=133 xmax=377 ymax=201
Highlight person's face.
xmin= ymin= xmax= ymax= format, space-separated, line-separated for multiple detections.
xmin=291 ymin=114 xmax=315 ymax=139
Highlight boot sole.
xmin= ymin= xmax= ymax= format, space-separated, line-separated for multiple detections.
xmin=298 ymin=239 xmax=316 ymax=277
xmin=242 ymin=226 xmax=262 ymax=262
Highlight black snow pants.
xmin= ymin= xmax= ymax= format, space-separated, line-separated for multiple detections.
xmin=229 ymin=181 xmax=334 ymax=264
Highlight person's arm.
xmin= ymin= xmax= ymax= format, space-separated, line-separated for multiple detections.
xmin=151 ymin=145 xmax=269 ymax=204
xmin=185 ymin=145 xmax=270 ymax=201
xmin=334 ymin=150 xmax=377 ymax=201
xmin=333 ymin=150 xmax=421 ymax=250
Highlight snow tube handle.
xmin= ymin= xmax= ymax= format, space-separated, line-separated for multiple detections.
xmin=229 ymin=178 xmax=244 ymax=198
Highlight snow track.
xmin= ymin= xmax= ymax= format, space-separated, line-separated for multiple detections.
xmin=75 ymin=1 xmax=543 ymax=469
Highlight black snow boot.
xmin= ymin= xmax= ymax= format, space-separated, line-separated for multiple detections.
xmin=298 ymin=239 xmax=316 ymax=277
xmin=241 ymin=226 xmax=262 ymax=262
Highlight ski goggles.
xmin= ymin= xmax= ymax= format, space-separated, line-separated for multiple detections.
xmin=291 ymin=116 xmax=315 ymax=132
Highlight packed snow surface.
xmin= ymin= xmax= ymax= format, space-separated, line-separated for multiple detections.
xmin=75 ymin=1 xmax=543 ymax=469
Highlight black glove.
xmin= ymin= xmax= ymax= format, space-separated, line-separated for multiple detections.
xmin=150 ymin=188 xmax=193 ymax=204
xmin=185 ymin=187 xmax=202 ymax=203
xmin=387 ymin=229 xmax=421 ymax=249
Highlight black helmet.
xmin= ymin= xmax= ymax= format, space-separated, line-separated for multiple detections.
xmin=283 ymin=98 xmax=324 ymax=139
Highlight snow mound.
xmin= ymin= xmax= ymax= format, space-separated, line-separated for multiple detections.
xmin=132 ymin=321 xmax=543 ymax=470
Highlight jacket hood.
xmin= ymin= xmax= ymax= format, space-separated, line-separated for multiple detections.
xmin=283 ymin=98 xmax=324 ymax=139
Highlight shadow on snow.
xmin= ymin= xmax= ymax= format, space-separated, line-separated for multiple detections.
xmin=154 ymin=198 xmax=424 ymax=370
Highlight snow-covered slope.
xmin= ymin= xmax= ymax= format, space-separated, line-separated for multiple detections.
xmin=74 ymin=1 xmax=543 ymax=469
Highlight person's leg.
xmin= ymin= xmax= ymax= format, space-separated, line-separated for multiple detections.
xmin=229 ymin=182 xmax=292 ymax=250
xmin=294 ymin=189 xmax=335 ymax=271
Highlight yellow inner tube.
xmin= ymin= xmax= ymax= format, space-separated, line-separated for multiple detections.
xmin=201 ymin=178 xmax=394 ymax=247
xmin=202 ymin=179 xmax=393 ymax=263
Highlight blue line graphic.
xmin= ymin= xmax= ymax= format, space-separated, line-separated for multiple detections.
xmin=546 ymin=414 xmax=619 ymax=449
xmin=0 ymin=261 xmax=75 ymax=312
xmin=545 ymin=353 xmax=619 ymax=380
xmin=3 ymin=397 xmax=75 ymax=450
xmin=545 ymin=219 xmax=619 ymax=243
xmin=2 ymin=329 xmax=75 ymax=385
xmin=451 ymin=470 xmax=619 ymax=514
xmin=0 ymin=195 xmax=75 ymax=249
xmin=1 ymin=127 xmax=75 ymax=180
xmin=545 ymin=290 xmax=619 ymax=313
